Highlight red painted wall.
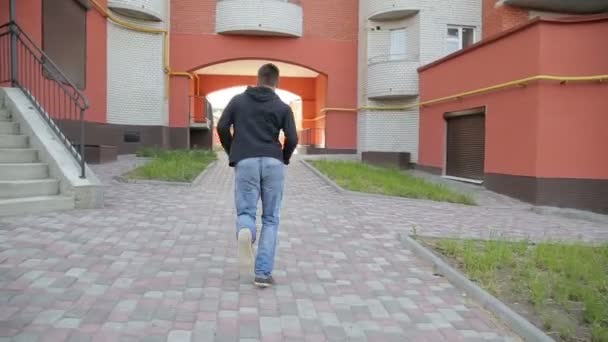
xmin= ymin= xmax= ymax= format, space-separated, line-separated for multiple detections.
xmin=419 ymin=18 xmax=608 ymax=180
xmin=0 ymin=0 xmax=107 ymax=123
xmin=169 ymin=0 xmax=358 ymax=149
xmin=535 ymin=20 xmax=608 ymax=179
xmin=419 ymin=23 xmax=541 ymax=176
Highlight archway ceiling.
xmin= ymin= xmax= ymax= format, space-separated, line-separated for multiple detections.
xmin=195 ymin=60 xmax=319 ymax=78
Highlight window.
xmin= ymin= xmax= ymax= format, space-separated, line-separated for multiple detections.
xmin=389 ymin=28 xmax=407 ymax=61
xmin=43 ymin=0 xmax=87 ymax=89
xmin=446 ymin=26 xmax=475 ymax=54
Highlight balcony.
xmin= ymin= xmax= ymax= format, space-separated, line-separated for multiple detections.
xmin=504 ymin=0 xmax=608 ymax=14
xmin=108 ymin=0 xmax=165 ymax=21
xmin=216 ymin=0 xmax=303 ymax=38
xmin=368 ymin=0 xmax=420 ymax=21
xmin=367 ymin=55 xmax=419 ymax=100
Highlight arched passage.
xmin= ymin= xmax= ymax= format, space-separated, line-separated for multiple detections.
xmin=206 ymin=86 xmax=303 ymax=147
xmin=191 ymin=59 xmax=328 ymax=148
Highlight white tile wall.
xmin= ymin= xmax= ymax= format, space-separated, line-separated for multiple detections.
xmin=107 ymin=9 xmax=168 ymax=126
xmin=367 ymin=60 xmax=419 ymax=99
xmin=108 ymin=0 xmax=166 ymax=21
xmin=358 ymin=98 xmax=420 ymax=162
xmin=358 ymin=0 xmax=482 ymax=159
xmin=216 ymin=0 xmax=303 ymax=37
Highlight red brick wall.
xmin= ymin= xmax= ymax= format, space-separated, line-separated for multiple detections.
xmin=302 ymin=0 xmax=357 ymax=41
xmin=482 ymin=0 xmax=530 ymax=38
xmin=171 ymin=0 xmax=357 ymax=41
xmin=170 ymin=0 xmax=216 ymax=35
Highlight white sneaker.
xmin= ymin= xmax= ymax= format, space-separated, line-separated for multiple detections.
xmin=237 ymin=229 xmax=254 ymax=282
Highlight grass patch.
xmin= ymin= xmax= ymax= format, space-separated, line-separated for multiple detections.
xmin=423 ymin=238 xmax=608 ymax=341
xmin=310 ymin=160 xmax=475 ymax=205
xmin=127 ymin=149 xmax=216 ymax=182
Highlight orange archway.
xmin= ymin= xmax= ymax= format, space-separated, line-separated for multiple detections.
xmin=193 ymin=59 xmax=328 ymax=147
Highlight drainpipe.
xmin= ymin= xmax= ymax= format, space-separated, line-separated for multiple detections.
xmin=9 ymin=0 xmax=17 ymax=87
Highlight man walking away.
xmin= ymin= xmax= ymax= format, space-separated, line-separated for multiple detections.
xmin=217 ymin=63 xmax=299 ymax=287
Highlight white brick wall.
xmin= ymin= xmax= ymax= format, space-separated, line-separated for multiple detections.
xmin=367 ymin=15 xmax=420 ymax=61
xmin=358 ymin=0 xmax=482 ymax=159
xmin=418 ymin=0 xmax=482 ymax=64
xmin=367 ymin=60 xmax=419 ymax=99
xmin=216 ymin=0 xmax=303 ymax=37
xmin=107 ymin=9 xmax=168 ymax=126
xmin=108 ymin=0 xmax=166 ymax=21
xmin=368 ymin=0 xmax=423 ymax=20
xmin=358 ymin=100 xmax=420 ymax=162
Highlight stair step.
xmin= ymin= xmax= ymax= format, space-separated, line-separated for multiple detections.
xmin=0 ymin=163 xmax=48 ymax=180
xmin=0 ymin=179 xmax=59 ymax=199
xmin=0 ymin=122 xmax=19 ymax=134
xmin=0 ymin=149 xmax=38 ymax=163
xmin=0 ymin=134 xmax=28 ymax=148
xmin=0 ymin=195 xmax=74 ymax=217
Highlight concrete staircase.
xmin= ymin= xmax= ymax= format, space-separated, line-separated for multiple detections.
xmin=0 ymin=106 xmax=74 ymax=216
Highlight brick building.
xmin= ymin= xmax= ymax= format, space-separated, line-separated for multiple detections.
xmin=357 ymin=0 xmax=481 ymax=164
xmin=1 ymin=0 xmax=359 ymax=154
xmin=1 ymin=0 xmax=607 ymax=213
xmin=417 ymin=1 xmax=608 ymax=213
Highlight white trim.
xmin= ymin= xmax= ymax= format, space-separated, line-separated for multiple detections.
xmin=446 ymin=25 xmax=477 ymax=53
xmin=443 ymin=175 xmax=484 ymax=185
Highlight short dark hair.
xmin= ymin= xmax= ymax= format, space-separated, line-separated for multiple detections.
xmin=258 ymin=63 xmax=280 ymax=88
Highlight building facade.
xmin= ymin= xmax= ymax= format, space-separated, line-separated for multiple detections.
xmin=417 ymin=2 xmax=608 ymax=213
xmin=2 ymin=0 xmax=607 ymax=213
xmin=357 ymin=0 xmax=482 ymax=164
xmin=1 ymin=0 xmax=359 ymax=154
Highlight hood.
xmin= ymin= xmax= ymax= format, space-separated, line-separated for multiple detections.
xmin=245 ymin=86 xmax=279 ymax=103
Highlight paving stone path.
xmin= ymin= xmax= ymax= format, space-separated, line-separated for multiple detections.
xmin=0 ymin=154 xmax=606 ymax=341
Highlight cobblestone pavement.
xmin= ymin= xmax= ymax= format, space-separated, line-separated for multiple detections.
xmin=0 ymin=154 xmax=605 ymax=341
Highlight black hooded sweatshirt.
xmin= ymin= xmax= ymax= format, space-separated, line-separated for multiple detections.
xmin=217 ymin=86 xmax=299 ymax=167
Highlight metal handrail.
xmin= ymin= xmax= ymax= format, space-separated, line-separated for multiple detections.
xmin=188 ymin=95 xmax=213 ymax=124
xmin=297 ymin=127 xmax=324 ymax=147
xmin=1 ymin=21 xmax=89 ymax=177
xmin=368 ymin=53 xmax=420 ymax=65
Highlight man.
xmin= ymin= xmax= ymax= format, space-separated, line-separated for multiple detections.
xmin=217 ymin=63 xmax=299 ymax=288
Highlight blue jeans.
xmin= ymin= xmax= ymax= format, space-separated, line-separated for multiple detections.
xmin=235 ymin=157 xmax=285 ymax=279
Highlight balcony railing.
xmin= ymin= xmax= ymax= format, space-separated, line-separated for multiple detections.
xmin=108 ymin=0 xmax=166 ymax=21
xmin=368 ymin=53 xmax=419 ymax=65
xmin=189 ymin=95 xmax=212 ymax=129
xmin=504 ymin=0 xmax=608 ymax=14
xmin=298 ymin=128 xmax=325 ymax=147
xmin=368 ymin=0 xmax=420 ymax=21
xmin=216 ymin=0 xmax=303 ymax=37
xmin=367 ymin=54 xmax=419 ymax=99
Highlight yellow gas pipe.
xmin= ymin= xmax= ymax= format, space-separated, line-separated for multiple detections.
xmin=315 ymin=74 xmax=608 ymax=117
xmin=89 ymin=0 xmax=198 ymax=97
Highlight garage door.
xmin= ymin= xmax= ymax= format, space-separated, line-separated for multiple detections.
xmin=446 ymin=114 xmax=485 ymax=181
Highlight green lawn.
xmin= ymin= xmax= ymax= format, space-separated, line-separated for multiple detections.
xmin=126 ymin=149 xmax=216 ymax=182
xmin=424 ymin=238 xmax=608 ymax=341
xmin=310 ymin=160 xmax=475 ymax=205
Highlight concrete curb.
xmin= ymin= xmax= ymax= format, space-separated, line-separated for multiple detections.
xmin=399 ymin=234 xmax=554 ymax=342
xmin=300 ymin=159 xmax=347 ymax=195
xmin=115 ymin=160 xmax=217 ymax=187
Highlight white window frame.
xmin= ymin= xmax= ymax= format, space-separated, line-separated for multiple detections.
xmin=389 ymin=27 xmax=407 ymax=61
xmin=446 ymin=25 xmax=476 ymax=53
